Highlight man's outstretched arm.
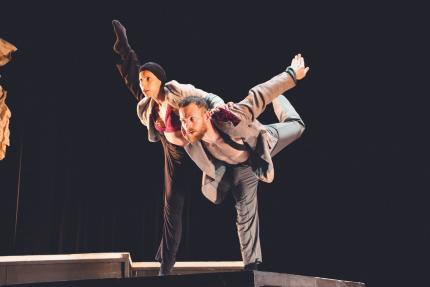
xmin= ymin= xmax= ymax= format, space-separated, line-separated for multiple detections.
xmin=229 ymin=54 xmax=309 ymax=122
xmin=112 ymin=20 xmax=144 ymax=102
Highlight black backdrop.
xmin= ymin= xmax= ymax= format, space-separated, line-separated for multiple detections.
xmin=0 ymin=1 xmax=428 ymax=287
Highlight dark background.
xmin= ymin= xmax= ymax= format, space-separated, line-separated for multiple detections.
xmin=0 ymin=1 xmax=428 ymax=286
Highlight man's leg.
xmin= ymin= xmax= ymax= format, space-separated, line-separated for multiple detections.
xmin=155 ymin=137 xmax=188 ymax=275
xmin=230 ymin=165 xmax=262 ymax=269
xmin=268 ymin=95 xmax=305 ymax=157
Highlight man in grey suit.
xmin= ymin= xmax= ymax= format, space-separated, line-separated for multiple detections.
xmin=177 ymin=54 xmax=309 ymax=270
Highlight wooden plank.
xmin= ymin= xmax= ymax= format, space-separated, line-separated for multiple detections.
xmin=132 ymin=261 xmax=244 ymax=277
xmin=2 ymin=271 xmax=365 ymax=287
xmin=132 ymin=261 xmax=243 ymax=277
xmin=0 ymin=266 xmax=5 ymax=286
xmin=253 ymin=271 xmax=365 ymax=287
xmin=5 ymin=262 xmax=123 ymax=285
xmin=0 ymin=253 xmax=132 ymax=285
xmin=0 ymin=253 xmax=130 ymax=265
xmin=132 ymin=261 xmax=244 ymax=268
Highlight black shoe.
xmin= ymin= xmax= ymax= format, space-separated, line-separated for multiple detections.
xmin=244 ymin=262 xmax=259 ymax=271
xmin=112 ymin=20 xmax=131 ymax=55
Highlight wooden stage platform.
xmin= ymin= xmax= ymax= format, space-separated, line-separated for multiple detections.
xmin=0 ymin=253 xmax=365 ymax=286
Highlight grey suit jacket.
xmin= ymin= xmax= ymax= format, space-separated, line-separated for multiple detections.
xmin=183 ymin=71 xmax=304 ymax=204
xmin=115 ymin=48 xmax=224 ymax=142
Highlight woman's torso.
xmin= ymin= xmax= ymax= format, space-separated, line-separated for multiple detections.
xmin=152 ymin=102 xmax=187 ymax=146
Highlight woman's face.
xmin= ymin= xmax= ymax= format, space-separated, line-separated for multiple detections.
xmin=139 ymin=70 xmax=162 ymax=100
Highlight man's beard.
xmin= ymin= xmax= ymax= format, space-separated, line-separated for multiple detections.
xmin=185 ymin=125 xmax=207 ymax=143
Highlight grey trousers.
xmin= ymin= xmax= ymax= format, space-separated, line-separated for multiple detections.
xmin=268 ymin=95 xmax=305 ymax=157
xmin=229 ymin=164 xmax=262 ymax=265
xmin=230 ymin=95 xmax=305 ymax=266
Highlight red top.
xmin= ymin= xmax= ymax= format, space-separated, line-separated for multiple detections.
xmin=152 ymin=104 xmax=182 ymax=133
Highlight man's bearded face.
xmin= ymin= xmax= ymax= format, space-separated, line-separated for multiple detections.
xmin=179 ymin=103 xmax=209 ymax=143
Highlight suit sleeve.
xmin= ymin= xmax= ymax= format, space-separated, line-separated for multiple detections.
xmin=166 ymin=81 xmax=225 ymax=108
xmin=204 ymin=93 xmax=225 ymax=108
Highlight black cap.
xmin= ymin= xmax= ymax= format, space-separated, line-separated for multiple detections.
xmin=139 ymin=62 xmax=167 ymax=84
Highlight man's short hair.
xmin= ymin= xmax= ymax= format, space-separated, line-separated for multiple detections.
xmin=178 ymin=96 xmax=209 ymax=110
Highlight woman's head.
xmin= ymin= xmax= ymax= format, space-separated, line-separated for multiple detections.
xmin=139 ymin=62 xmax=166 ymax=100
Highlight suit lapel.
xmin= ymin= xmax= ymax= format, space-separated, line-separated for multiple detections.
xmin=185 ymin=141 xmax=216 ymax=179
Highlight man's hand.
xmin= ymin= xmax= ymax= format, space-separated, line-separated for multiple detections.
xmin=209 ymin=102 xmax=234 ymax=115
xmin=290 ymin=53 xmax=309 ymax=80
xmin=112 ymin=20 xmax=131 ymax=55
